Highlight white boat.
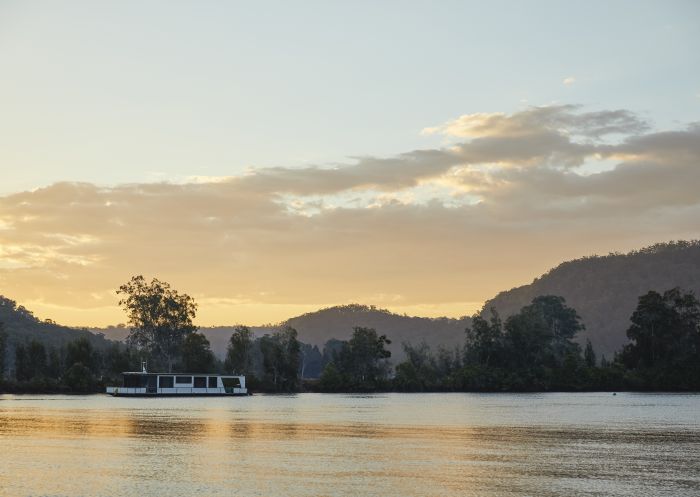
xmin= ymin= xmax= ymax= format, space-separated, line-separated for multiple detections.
xmin=106 ymin=363 xmax=247 ymax=396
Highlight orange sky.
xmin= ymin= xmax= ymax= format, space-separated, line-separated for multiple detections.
xmin=2 ymin=4 xmax=699 ymax=327
xmin=1 ymin=106 xmax=698 ymax=327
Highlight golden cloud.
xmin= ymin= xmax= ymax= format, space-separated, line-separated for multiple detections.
xmin=0 ymin=106 xmax=697 ymax=326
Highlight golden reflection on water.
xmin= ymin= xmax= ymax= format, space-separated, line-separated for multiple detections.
xmin=1 ymin=394 xmax=699 ymax=497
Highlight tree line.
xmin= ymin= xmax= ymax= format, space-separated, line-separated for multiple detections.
xmin=1 ymin=275 xmax=698 ymax=393
xmin=0 ymin=330 xmax=137 ymax=393
xmin=228 ymin=288 xmax=700 ymax=392
xmin=394 ymin=289 xmax=700 ymax=392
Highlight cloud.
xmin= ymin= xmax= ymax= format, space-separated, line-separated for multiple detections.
xmin=0 ymin=105 xmax=697 ymax=326
xmin=563 ymin=76 xmax=576 ymax=86
xmin=422 ymin=105 xmax=648 ymax=139
xmin=242 ymin=148 xmax=460 ymax=195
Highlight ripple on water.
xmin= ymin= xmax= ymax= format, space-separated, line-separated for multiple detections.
xmin=0 ymin=392 xmax=699 ymax=497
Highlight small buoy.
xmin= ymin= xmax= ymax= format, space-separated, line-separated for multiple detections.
xmin=612 ymin=392 xmax=617 ymax=396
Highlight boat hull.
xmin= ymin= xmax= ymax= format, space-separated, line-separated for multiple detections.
xmin=106 ymin=385 xmax=248 ymax=396
xmin=107 ymin=372 xmax=248 ymax=396
xmin=108 ymin=392 xmax=250 ymax=397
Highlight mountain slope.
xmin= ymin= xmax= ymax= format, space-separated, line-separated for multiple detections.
xmin=0 ymin=296 xmax=112 ymax=351
xmin=280 ymin=304 xmax=470 ymax=359
xmin=98 ymin=305 xmax=471 ymax=362
xmin=197 ymin=305 xmax=470 ymax=361
xmin=95 ymin=240 xmax=700 ymax=363
xmin=482 ymin=241 xmax=700 ymax=359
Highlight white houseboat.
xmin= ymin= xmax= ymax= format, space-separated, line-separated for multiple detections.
xmin=106 ymin=364 xmax=247 ymax=396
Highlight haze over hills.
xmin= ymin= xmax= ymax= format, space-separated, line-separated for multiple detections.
xmin=274 ymin=304 xmax=469 ymax=360
xmin=5 ymin=241 xmax=700 ymax=365
xmin=166 ymin=241 xmax=700 ymax=361
xmin=483 ymin=241 xmax=700 ymax=359
xmin=0 ymin=297 xmax=112 ymax=352
xmin=95 ymin=305 xmax=471 ymax=362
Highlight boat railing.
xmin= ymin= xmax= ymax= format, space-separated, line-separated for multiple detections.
xmin=106 ymin=386 xmax=246 ymax=395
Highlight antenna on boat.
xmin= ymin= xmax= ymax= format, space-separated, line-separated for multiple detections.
xmin=141 ymin=361 xmax=147 ymax=373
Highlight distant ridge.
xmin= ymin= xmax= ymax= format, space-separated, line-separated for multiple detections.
xmin=76 ymin=240 xmax=700 ymax=363
xmin=0 ymin=296 xmax=112 ymax=352
xmin=483 ymin=241 xmax=700 ymax=359
xmin=94 ymin=305 xmax=470 ymax=362
xmin=188 ymin=305 xmax=470 ymax=361
xmin=282 ymin=304 xmax=469 ymax=358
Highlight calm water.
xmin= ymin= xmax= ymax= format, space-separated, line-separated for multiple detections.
xmin=1 ymin=393 xmax=699 ymax=497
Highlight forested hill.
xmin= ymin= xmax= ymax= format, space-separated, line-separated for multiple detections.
xmin=91 ymin=240 xmax=700 ymax=363
xmin=0 ymin=296 xmax=112 ymax=350
xmin=280 ymin=304 xmax=470 ymax=360
xmin=482 ymin=241 xmax=700 ymax=359
xmin=131 ymin=305 xmax=472 ymax=361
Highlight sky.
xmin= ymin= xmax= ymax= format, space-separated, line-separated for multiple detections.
xmin=0 ymin=1 xmax=699 ymax=326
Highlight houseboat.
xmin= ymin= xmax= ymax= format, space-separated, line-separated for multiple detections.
xmin=106 ymin=363 xmax=247 ymax=396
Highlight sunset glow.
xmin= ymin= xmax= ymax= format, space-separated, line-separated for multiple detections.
xmin=1 ymin=1 xmax=698 ymax=326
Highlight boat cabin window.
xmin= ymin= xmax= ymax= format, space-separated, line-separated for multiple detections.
xmin=123 ymin=375 xmax=144 ymax=388
xmin=175 ymin=376 xmax=192 ymax=384
xmin=222 ymin=377 xmax=242 ymax=389
xmin=193 ymin=376 xmax=207 ymax=388
xmin=208 ymin=377 xmax=218 ymax=388
xmin=159 ymin=376 xmax=174 ymax=388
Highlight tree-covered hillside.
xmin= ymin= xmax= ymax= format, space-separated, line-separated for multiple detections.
xmin=0 ymin=296 xmax=111 ymax=350
xmin=482 ymin=241 xmax=700 ymax=359
xmin=0 ymin=296 xmax=113 ymax=373
xmin=98 ymin=305 xmax=470 ymax=362
xmin=277 ymin=304 xmax=470 ymax=361
xmin=95 ymin=240 xmax=700 ymax=365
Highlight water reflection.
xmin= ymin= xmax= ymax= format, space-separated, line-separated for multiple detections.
xmin=0 ymin=393 xmax=699 ymax=497
xmin=127 ymin=416 xmax=207 ymax=441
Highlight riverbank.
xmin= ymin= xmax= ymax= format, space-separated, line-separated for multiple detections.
xmin=3 ymin=378 xmax=699 ymax=395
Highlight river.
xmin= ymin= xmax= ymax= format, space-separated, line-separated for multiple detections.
xmin=1 ymin=392 xmax=698 ymax=496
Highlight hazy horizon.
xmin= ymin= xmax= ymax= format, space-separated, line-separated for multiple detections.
xmin=1 ymin=1 xmax=698 ymax=327
xmin=3 ymin=239 xmax=695 ymax=329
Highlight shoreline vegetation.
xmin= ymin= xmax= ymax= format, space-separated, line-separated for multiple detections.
xmin=1 ymin=276 xmax=699 ymax=395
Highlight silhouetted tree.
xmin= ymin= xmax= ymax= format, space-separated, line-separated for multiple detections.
xmin=321 ymin=339 xmax=345 ymax=369
xmin=319 ymin=362 xmax=344 ymax=391
xmin=435 ymin=346 xmax=461 ymax=380
xmin=225 ymin=326 xmax=254 ymax=374
xmin=0 ymin=322 xmax=6 ymax=380
xmin=619 ymin=288 xmax=700 ymax=388
xmin=180 ymin=332 xmax=216 ymax=373
xmin=66 ymin=336 xmax=97 ymax=372
xmin=117 ymin=275 xmax=198 ymax=372
xmin=330 ymin=327 xmax=392 ymax=391
xmin=459 ymin=295 xmax=589 ymax=391
xmin=502 ymin=305 xmax=553 ymax=370
xmin=584 ymin=339 xmax=596 ymax=368
xmin=394 ymin=342 xmax=435 ymax=391
xmin=504 ymin=295 xmax=584 ymax=369
xmin=14 ymin=343 xmax=28 ymax=381
xmin=299 ymin=343 xmax=323 ymax=379
xmin=63 ymin=362 xmax=95 ymax=392
xmin=260 ymin=326 xmax=300 ymax=392
xmin=15 ymin=340 xmax=48 ymax=381
xmin=103 ymin=343 xmax=137 ymax=379
xmin=465 ymin=308 xmax=502 ymax=367
xmin=46 ymin=347 xmax=63 ymax=379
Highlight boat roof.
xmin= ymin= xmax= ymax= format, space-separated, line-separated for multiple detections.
xmin=122 ymin=371 xmax=244 ymax=377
